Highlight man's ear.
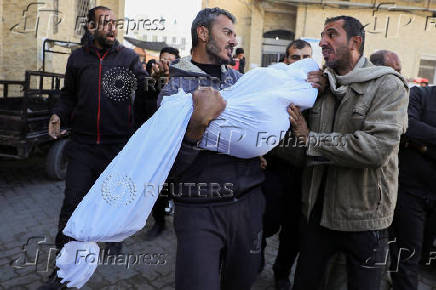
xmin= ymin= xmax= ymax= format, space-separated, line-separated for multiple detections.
xmin=197 ymin=26 xmax=209 ymax=43
xmin=351 ymin=36 xmax=362 ymax=53
xmin=87 ymin=20 xmax=96 ymax=34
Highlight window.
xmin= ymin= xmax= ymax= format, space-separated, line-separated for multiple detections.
xmin=261 ymin=53 xmax=286 ymax=67
xmin=172 ymin=37 xmax=177 ymax=44
xmin=417 ymin=58 xmax=436 ymax=84
xmin=152 ymin=35 xmax=158 ymax=42
xmin=162 ymin=36 xmax=167 ymax=43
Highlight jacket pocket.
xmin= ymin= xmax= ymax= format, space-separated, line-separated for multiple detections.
xmin=375 ymin=168 xmax=383 ymax=211
xmin=338 ymin=167 xmax=381 ymax=213
xmin=309 ymin=108 xmax=321 ymax=130
xmin=350 ymin=105 xmax=368 ymax=130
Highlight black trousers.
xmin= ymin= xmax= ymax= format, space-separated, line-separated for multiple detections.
xmin=55 ymin=140 xmax=123 ymax=249
xmin=261 ymin=159 xmax=302 ymax=279
xmin=152 ymin=183 xmax=173 ymax=225
xmin=293 ymin=195 xmax=388 ymax=290
xmin=151 ymin=195 xmax=168 ymax=225
xmin=390 ymin=188 xmax=436 ymax=290
xmin=173 ymin=187 xmax=265 ymax=290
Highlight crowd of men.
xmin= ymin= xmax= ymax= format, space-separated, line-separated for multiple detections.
xmin=40 ymin=5 xmax=435 ymax=290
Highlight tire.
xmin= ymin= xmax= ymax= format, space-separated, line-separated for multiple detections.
xmin=46 ymin=138 xmax=70 ymax=180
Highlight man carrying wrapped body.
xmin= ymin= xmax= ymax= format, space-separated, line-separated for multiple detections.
xmin=54 ymin=7 xmax=320 ymax=288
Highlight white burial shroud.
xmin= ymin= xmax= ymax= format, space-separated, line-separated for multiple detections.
xmin=56 ymin=58 xmax=319 ymax=288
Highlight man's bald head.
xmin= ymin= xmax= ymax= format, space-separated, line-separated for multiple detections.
xmin=370 ymin=50 xmax=401 ymax=73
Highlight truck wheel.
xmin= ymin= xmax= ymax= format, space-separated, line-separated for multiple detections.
xmin=46 ymin=139 xmax=70 ymax=180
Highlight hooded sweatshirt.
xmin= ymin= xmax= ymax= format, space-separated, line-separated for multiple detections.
xmin=53 ymin=39 xmax=149 ymax=145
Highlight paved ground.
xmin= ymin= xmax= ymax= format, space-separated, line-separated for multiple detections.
xmin=1 ymin=155 xmax=435 ymax=290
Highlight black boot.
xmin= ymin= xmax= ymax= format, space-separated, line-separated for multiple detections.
xmin=37 ymin=269 xmax=66 ymax=290
xmin=275 ymin=279 xmax=291 ymax=290
xmin=273 ymin=263 xmax=291 ymax=290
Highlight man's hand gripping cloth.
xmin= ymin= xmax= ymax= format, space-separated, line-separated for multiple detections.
xmin=56 ymin=58 xmax=319 ymax=288
xmin=200 ymin=59 xmax=318 ymax=157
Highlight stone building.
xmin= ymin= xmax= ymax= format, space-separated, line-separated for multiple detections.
xmin=0 ymin=0 xmax=125 ymax=81
xmin=203 ymin=0 xmax=436 ymax=83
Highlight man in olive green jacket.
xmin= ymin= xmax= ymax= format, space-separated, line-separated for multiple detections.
xmin=276 ymin=16 xmax=409 ymax=290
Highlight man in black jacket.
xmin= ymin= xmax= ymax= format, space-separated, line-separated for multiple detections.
xmin=260 ymin=39 xmax=320 ymax=290
xmin=157 ymin=8 xmax=265 ymax=290
xmin=391 ymin=85 xmax=436 ymax=290
xmin=43 ymin=6 xmax=148 ymax=289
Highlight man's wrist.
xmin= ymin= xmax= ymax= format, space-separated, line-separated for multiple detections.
xmin=185 ymin=121 xmax=207 ymax=141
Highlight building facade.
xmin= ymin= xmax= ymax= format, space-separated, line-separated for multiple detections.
xmin=203 ymin=0 xmax=436 ymax=83
xmin=125 ymin=0 xmax=202 ymax=58
xmin=0 ymin=0 xmax=125 ymax=81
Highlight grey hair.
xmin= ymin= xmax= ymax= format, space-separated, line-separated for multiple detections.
xmin=191 ymin=7 xmax=236 ymax=48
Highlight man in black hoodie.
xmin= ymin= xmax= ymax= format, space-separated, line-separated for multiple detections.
xmin=43 ymin=6 xmax=148 ymax=289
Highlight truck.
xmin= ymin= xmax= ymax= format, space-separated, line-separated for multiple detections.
xmin=0 ymin=70 xmax=69 ymax=180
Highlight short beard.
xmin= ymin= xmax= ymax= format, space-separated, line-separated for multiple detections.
xmin=325 ymin=45 xmax=352 ymax=72
xmin=206 ymin=37 xmax=234 ymax=65
xmin=95 ymin=33 xmax=114 ymax=49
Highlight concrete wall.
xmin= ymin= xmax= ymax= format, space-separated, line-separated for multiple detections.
xmin=0 ymin=0 xmax=125 ymax=82
xmin=248 ymin=3 xmax=265 ymax=69
xmin=263 ymin=9 xmax=295 ymax=35
xmin=0 ymin=2 xmax=3 ymax=80
xmin=36 ymin=0 xmax=83 ymax=75
xmin=1 ymin=1 xmax=38 ymax=81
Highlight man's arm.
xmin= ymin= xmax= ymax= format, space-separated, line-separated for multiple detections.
xmin=157 ymin=77 xmax=177 ymax=107
xmin=306 ymin=76 xmax=409 ymax=168
xmin=405 ymin=87 xmax=436 ymax=146
xmin=130 ymin=55 xmax=154 ymax=129
xmin=52 ymin=55 xmax=77 ymax=126
xmin=157 ymin=78 xmax=197 ymax=178
xmin=49 ymin=55 xmax=77 ymax=138
xmin=159 ymin=80 xmax=226 ymax=178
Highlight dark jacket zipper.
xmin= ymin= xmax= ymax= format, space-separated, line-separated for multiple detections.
xmin=95 ymin=49 xmax=109 ymax=144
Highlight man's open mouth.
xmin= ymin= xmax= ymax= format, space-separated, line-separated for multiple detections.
xmin=322 ymin=49 xmax=333 ymax=58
